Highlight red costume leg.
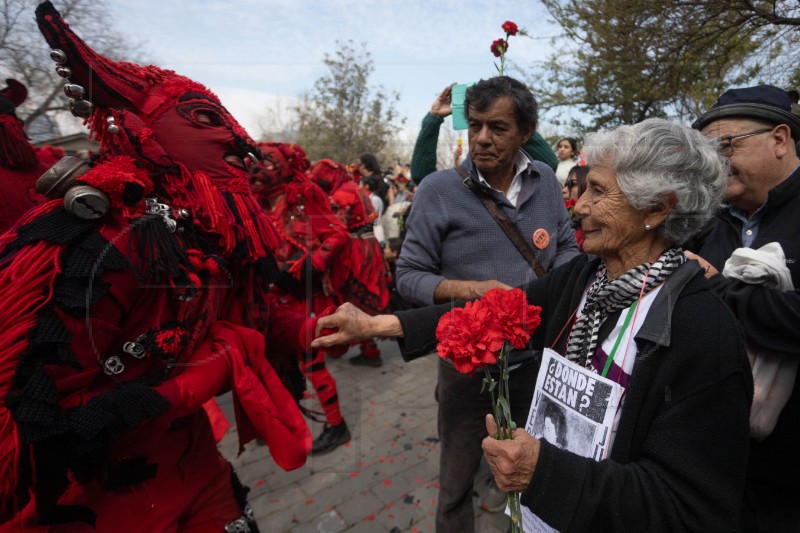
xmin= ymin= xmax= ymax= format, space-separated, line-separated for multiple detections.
xmin=299 ymin=349 xmax=343 ymax=426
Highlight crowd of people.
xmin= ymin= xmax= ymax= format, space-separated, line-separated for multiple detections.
xmin=0 ymin=2 xmax=799 ymax=532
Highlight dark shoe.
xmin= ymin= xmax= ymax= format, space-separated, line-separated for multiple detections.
xmin=311 ymin=422 xmax=351 ymax=455
xmin=349 ymin=354 xmax=383 ymax=367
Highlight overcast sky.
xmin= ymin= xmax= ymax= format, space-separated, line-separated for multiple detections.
xmin=102 ymin=0 xmax=563 ymax=153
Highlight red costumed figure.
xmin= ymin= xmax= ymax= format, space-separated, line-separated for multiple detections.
xmin=308 ymin=159 xmax=390 ymax=366
xmin=252 ymin=142 xmax=352 ymax=455
xmin=0 ymin=3 xmax=315 ymax=531
xmin=0 ymin=78 xmax=63 ymax=234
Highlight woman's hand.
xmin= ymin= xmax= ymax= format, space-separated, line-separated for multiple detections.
xmin=482 ymin=414 xmax=541 ymax=493
xmin=311 ymin=303 xmax=403 ymax=348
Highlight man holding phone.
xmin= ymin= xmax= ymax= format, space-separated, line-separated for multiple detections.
xmin=396 ymin=76 xmax=578 ymax=532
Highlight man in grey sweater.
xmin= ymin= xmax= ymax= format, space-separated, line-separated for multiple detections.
xmin=395 ymin=76 xmax=578 ymax=532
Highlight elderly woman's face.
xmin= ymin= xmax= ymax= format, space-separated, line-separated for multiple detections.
xmin=574 ymin=166 xmax=648 ymax=260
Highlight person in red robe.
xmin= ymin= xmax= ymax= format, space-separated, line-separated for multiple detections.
xmin=0 ymin=78 xmax=63 ymax=234
xmin=252 ymin=142 xmax=353 ymax=455
xmin=308 ymin=159 xmax=391 ymax=366
xmin=0 ymin=3 xmax=315 ymax=531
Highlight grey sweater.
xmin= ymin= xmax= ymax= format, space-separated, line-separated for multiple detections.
xmin=396 ymin=152 xmax=579 ymax=306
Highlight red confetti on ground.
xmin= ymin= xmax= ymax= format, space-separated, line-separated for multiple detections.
xmin=365 ymin=514 xmax=375 ymax=522
xmin=349 ymin=472 xmax=359 ymax=478
xmin=379 ymin=457 xmax=387 ymax=463
xmin=430 ymin=498 xmax=436 ymax=506
xmin=413 ymin=528 xmax=421 ymax=533
xmin=305 ymin=499 xmax=314 ymax=505
xmin=386 ymin=503 xmax=394 ymax=510
xmin=384 ymin=479 xmax=392 ymax=486
xmin=416 ymin=477 xmax=425 ymax=484
xmin=358 ymin=461 xmax=366 ymax=468
xmin=254 ymin=480 xmax=265 ymax=486
xmin=389 ymin=458 xmax=395 ymax=463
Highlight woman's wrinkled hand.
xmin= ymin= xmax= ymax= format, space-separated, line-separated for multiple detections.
xmin=482 ymin=414 xmax=541 ymax=493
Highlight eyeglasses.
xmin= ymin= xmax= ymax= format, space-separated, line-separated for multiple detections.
xmin=717 ymin=128 xmax=773 ymax=157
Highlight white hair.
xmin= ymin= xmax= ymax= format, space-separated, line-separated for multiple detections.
xmin=583 ymin=118 xmax=727 ymax=244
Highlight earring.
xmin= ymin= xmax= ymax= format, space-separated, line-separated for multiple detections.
xmin=645 ymin=223 xmax=651 ymax=231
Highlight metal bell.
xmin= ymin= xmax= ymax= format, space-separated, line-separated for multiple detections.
xmin=106 ymin=116 xmax=120 ymax=134
xmin=64 ymin=84 xmax=84 ymax=99
xmin=35 ymin=156 xmax=91 ymax=198
xmin=69 ymin=99 xmax=93 ymax=118
xmin=64 ymin=185 xmax=110 ymax=220
xmin=49 ymin=49 xmax=67 ymax=64
xmin=56 ymin=66 xmax=72 ymax=78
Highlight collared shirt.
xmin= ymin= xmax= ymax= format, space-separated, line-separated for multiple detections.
xmin=476 ymin=150 xmax=532 ymax=207
xmin=729 ymin=205 xmax=764 ymax=248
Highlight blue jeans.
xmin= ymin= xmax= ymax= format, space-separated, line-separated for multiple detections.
xmin=435 ymin=357 xmax=538 ymax=533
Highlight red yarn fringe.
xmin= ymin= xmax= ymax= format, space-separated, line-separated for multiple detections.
xmin=0 ymin=240 xmax=62 ymax=518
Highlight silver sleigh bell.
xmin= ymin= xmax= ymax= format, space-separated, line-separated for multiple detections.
xmin=64 ymin=185 xmax=110 ymax=220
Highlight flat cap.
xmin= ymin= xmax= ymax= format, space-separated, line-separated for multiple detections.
xmin=692 ymin=84 xmax=800 ymax=139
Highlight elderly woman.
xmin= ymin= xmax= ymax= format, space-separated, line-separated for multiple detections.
xmin=312 ymin=118 xmax=752 ymax=531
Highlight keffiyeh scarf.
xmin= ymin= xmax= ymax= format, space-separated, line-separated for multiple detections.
xmin=566 ymin=247 xmax=685 ymax=368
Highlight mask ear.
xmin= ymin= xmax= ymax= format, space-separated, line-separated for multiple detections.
xmin=1 ymin=79 xmax=27 ymax=108
xmin=36 ymin=1 xmax=209 ymax=117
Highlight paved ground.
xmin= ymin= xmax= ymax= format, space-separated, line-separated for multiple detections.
xmin=217 ymin=339 xmax=511 ymax=532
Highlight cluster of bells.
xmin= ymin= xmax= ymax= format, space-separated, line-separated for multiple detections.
xmin=49 ymin=48 xmax=118 ymax=134
xmin=31 ymin=49 xmax=133 ymax=220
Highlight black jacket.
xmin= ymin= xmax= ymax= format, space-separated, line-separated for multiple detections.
xmin=690 ymin=165 xmax=800 ymax=513
xmin=398 ymin=255 xmax=752 ymax=532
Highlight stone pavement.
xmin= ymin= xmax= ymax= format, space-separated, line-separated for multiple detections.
xmin=217 ymin=339 xmax=512 ymax=533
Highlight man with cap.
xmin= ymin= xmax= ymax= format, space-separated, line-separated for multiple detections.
xmin=690 ymin=84 xmax=800 ymax=531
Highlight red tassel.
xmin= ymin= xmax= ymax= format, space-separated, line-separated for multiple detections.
xmin=0 ymin=240 xmax=62 ymax=518
xmin=0 ymin=116 xmax=37 ymax=170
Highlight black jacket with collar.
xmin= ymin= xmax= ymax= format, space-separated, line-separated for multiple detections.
xmin=688 ymin=164 xmax=800 ymax=509
xmin=397 ymin=254 xmax=752 ymax=532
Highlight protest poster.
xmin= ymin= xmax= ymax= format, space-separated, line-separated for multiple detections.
xmin=517 ymin=348 xmax=624 ymax=532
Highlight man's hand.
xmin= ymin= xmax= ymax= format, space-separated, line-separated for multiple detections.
xmin=482 ymin=414 xmax=540 ymax=493
xmin=684 ymin=251 xmax=719 ymax=278
xmin=311 ymin=303 xmax=403 ymax=349
xmin=433 ymin=279 xmax=512 ymax=303
xmin=431 ymin=82 xmax=456 ymax=118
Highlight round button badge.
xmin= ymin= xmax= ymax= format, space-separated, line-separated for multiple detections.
xmin=532 ymin=229 xmax=550 ymax=250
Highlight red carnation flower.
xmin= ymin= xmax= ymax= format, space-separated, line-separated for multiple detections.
xmin=502 ymin=21 xmax=519 ymax=36
xmin=490 ymin=38 xmax=508 ymax=58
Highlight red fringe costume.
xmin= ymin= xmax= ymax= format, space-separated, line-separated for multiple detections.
xmin=308 ymin=160 xmax=390 ymax=314
xmin=253 ymin=142 xmax=349 ymax=428
xmin=0 ymin=79 xmax=63 ymax=234
xmin=0 ymin=3 xmax=313 ymax=531
xmin=308 ymin=160 xmax=390 ymax=362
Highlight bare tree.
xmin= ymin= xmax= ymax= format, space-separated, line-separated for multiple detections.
xmin=294 ymin=39 xmax=405 ymax=163
xmin=0 ymin=0 xmax=145 ymax=139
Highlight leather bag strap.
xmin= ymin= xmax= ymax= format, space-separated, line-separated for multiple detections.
xmin=456 ymin=165 xmax=547 ymax=278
